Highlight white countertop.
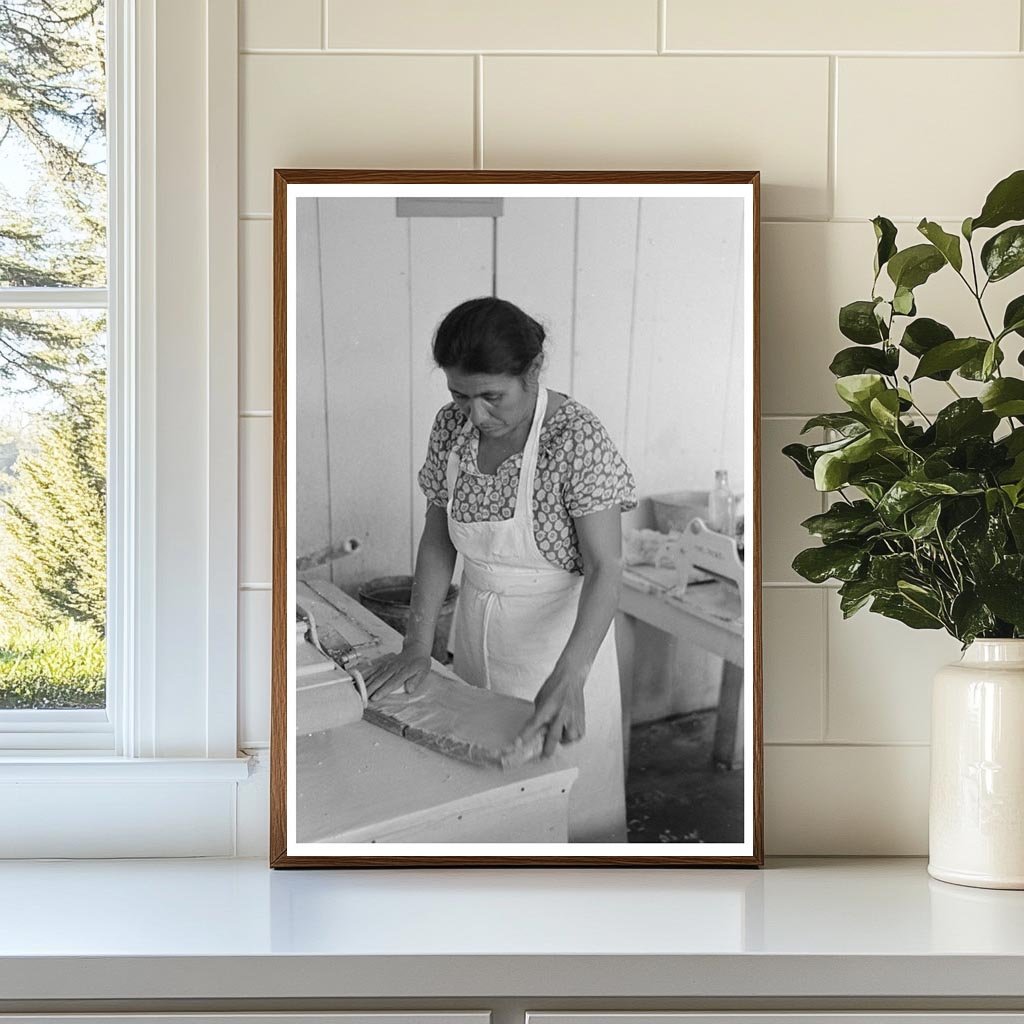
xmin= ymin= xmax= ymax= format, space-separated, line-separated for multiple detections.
xmin=1 ymin=857 xmax=1024 ymax=1002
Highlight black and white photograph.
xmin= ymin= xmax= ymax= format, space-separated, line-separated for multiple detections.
xmin=272 ymin=171 xmax=762 ymax=866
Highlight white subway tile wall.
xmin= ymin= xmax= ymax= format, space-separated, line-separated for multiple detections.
xmin=236 ymin=0 xmax=1024 ymax=852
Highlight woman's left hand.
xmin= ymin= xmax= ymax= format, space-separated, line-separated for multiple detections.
xmin=514 ymin=663 xmax=588 ymax=758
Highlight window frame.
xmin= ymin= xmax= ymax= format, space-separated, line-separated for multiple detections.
xmin=0 ymin=4 xmax=119 ymax=751
xmin=0 ymin=0 xmax=245 ymax=820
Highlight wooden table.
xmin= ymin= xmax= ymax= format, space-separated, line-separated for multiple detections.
xmin=295 ymin=580 xmax=578 ymax=844
xmin=618 ymin=565 xmax=744 ymax=770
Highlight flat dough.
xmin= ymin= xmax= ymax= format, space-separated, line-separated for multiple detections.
xmin=363 ymin=672 xmax=544 ymax=770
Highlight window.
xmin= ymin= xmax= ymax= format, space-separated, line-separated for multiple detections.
xmin=0 ymin=0 xmax=245 ymax=856
xmin=0 ymin=0 xmax=111 ymax=747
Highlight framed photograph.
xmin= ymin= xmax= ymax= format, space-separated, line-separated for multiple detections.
xmin=270 ymin=170 xmax=762 ymax=867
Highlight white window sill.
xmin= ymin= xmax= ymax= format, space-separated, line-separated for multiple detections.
xmin=0 ymin=754 xmax=252 ymax=782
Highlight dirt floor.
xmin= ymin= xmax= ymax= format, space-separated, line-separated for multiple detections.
xmin=625 ymin=709 xmax=744 ymax=844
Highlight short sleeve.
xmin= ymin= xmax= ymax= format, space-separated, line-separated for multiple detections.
xmin=417 ymin=404 xmax=462 ymax=509
xmin=560 ymin=410 xmax=638 ymax=519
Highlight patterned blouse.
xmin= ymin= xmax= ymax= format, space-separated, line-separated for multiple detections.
xmin=418 ymin=393 xmax=637 ymax=575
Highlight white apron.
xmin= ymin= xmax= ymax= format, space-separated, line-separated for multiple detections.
xmin=445 ymin=387 xmax=627 ymax=844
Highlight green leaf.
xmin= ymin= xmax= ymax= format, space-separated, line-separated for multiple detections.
xmin=900 ymin=318 xmax=955 ymax=369
xmin=985 ymin=487 xmax=1010 ymax=514
xmin=829 ymin=345 xmax=899 ymax=378
xmin=868 ymin=389 xmax=902 ymax=430
xmin=971 ymin=168 xmax=1024 ymax=232
xmin=871 ymin=594 xmax=944 ymax=630
xmin=872 ymin=216 xmax=898 ymax=278
xmin=1006 ymin=428 xmax=1024 ymax=456
xmin=908 ymin=500 xmax=943 ymax=539
xmin=800 ymin=501 xmax=879 ymax=543
xmin=981 ymin=225 xmax=1024 ymax=283
xmin=839 ymin=299 xmax=887 ymax=345
xmin=949 ymin=592 xmax=996 ymax=644
xmin=782 ymin=442 xmax=815 ymax=479
xmin=868 ymin=553 xmax=915 ymax=587
xmin=892 ymin=286 xmax=916 ymax=316
xmin=855 ymin=481 xmax=885 ymax=504
xmin=838 ymin=579 xmax=880 ymax=617
xmin=814 ymin=450 xmax=851 ymax=491
xmin=911 ymin=337 xmax=988 ymax=381
xmin=800 ymin=413 xmax=866 ymax=435
xmin=877 ymin=479 xmax=958 ymax=524
xmin=976 ymin=574 xmax=1024 ymax=629
xmin=982 ymin=341 xmax=1000 ymax=381
xmin=1003 ymin=295 xmax=1024 ymax=339
xmin=835 ymin=373 xmax=886 ymax=414
xmin=887 ymin=244 xmax=946 ymax=291
xmin=1008 ymin=508 xmax=1024 ymax=548
xmin=933 ymin=399 xmax=999 ymax=445
xmin=809 ymin=433 xmax=866 ymax=456
xmin=980 ymin=378 xmax=1024 ymax=418
xmin=932 ymin=470 xmax=987 ymax=493
xmin=959 ymin=344 xmax=1004 ymax=381
xmin=917 ymin=219 xmax=963 ymax=272
xmin=845 ymin=431 xmax=888 ymax=464
xmin=792 ymin=543 xmax=866 ymax=584
xmin=962 ymin=216 xmax=974 ymax=241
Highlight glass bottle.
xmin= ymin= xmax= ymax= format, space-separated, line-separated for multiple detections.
xmin=708 ymin=469 xmax=736 ymax=535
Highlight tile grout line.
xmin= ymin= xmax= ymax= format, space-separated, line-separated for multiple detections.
xmin=474 ymin=55 xmax=484 ymax=169
xmin=238 ymin=47 xmax=1024 ymax=57
xmin=827 ymin=55 xmax=838 ymax=221
xmin=764 ymin=740 xmax=932 ymax=748
xmin=820 ymin=587 xmax=830 ymax=743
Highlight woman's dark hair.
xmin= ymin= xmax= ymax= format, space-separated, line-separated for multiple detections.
xmin=432 ymin=297 xmax=545 ymax=377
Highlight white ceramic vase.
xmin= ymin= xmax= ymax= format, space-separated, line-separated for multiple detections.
xmin=929 ymin=639 xmax=1024 ymax=889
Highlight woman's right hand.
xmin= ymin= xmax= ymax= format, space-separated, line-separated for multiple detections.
xmin=362 ymin=647 xmax=432 ymax=702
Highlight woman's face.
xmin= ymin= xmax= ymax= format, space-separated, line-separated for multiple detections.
xmin=444 ymin=366 xmax=537 ymax=439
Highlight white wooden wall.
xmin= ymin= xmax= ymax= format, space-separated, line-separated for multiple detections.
xmin=236 ymin=0 xmax=1019 ymax=854
xmin=294 ymin=195 xmax=746 ymax=592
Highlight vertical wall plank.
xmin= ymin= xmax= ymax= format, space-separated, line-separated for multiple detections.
xmin=572 ymin=198 xmax=639 ymax=451
xmin=408 ymin=216 xmax=494 ymax=559
xmin=294 ymin=199 xmax=333 ymax=575
xmin=626 ymin=196 xmax=746 ymax=497
xmin=495 ymin=197 xmax=576 ymax=394
xmin=316 ymin=197 xmax=413 ymax=592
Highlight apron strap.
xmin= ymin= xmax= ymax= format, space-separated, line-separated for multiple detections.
xmin=445 ymin=388 xmax=548 ymax=519
xmin=512 ymin=386 xmax=548 ymax=525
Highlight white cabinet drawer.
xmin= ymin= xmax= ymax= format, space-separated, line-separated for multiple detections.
xmin=0 ymin=1016 xmax=489 ymax=1024
xmin=529 ymin=1016 xmax=1024 ymax=1024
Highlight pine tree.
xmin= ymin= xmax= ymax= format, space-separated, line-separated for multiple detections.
xmin=0 ymin=0 xmax=106 ymax=395
xmin=0 ymin=372 xmax=105 ymax=631
xmin=0 ymin=1 xmax=107 ymax=666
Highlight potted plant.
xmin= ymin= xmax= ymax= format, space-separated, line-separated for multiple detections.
xmin=784 ymin=169 xmax=1024 ymax=889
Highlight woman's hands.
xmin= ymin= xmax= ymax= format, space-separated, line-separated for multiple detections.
xmin=363 ymin=646 xmax=432 ymax=702
xmin=514 ymin=662 xmax=588 ymax=758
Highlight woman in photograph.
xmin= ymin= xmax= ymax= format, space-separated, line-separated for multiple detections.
xmin=363 ymin=297 xmax=636 ymax=843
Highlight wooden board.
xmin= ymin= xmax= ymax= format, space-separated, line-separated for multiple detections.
xmin=298 ymin=579 xmax=546 ymax=769
xmin=364 ymin=673 xmax=544 ymax=770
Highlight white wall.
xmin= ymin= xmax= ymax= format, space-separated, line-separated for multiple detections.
xmin=236 ymin=0 xmax=1024 ymax=854
xmin=293 ymin=195 xmax=745 ymax=593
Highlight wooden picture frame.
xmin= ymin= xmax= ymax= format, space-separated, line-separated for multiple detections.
xmin=271 ymin=170 xmax=762 ymax=867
